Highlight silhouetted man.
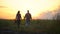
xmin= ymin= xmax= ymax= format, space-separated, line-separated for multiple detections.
xmin=24 ymin=10 xmax=32 ymax=26
xmin=15 ymin=11 xmax=21 ymax=28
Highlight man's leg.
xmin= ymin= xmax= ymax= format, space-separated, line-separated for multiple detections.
xmin=27 ymin=20 xmax=30 ymax=25
xmin=25 ymin=20 xmax=30 ymax=26
xmin=25 ymin=20 xmax=28 ymax=26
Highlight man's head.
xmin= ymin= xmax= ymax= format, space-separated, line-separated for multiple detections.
xmin=27 ymin=10 xmax=29 ymax=13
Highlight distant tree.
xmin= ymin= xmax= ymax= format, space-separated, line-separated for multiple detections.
xmin=51 ymin=7 xmax=60 ymax=32
xmin=56 ymin=8 xmax=60 ymax=20
xmin=53 ymin=6 xmax=60 ymax=20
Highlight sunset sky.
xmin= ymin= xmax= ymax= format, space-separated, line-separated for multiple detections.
xmin=0 ymin=0 xmax=60 ymax=19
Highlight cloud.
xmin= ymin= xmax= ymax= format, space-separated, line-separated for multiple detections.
xmin=0 ymin=6 xmax=7 ymax=8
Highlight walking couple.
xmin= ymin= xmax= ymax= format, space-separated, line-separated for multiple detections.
xmin=15 ymin=10 xmax=32 ymax=28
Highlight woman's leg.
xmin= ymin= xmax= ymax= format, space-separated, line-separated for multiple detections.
xmin=17 ymin=20 xmax=20 ymax=28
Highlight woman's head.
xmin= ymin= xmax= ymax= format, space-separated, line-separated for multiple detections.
xmin=18 ymin=10 xmax=20 ymax=14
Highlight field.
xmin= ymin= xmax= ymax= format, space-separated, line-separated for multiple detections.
xmin=0 ymin=19 xmax=60 ymax=34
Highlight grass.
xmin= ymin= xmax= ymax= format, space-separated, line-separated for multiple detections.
xmin=0 ymin=19 xmax=60 ymax=33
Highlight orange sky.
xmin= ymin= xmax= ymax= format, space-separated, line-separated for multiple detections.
xmin=0 ymin=0 xmax=60 ymax=19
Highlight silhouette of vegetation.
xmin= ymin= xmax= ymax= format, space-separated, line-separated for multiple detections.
xmin=49 ymin=7 xmax=60 ymax=33
xmin=0 ymin=19 xmax=60 ymax=34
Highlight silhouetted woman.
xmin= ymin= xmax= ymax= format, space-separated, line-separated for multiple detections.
xmin=15 ymin=11 xmax=21 ymax=28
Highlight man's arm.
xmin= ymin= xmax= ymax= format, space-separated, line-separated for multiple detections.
xmin=20 ymin=14 xmax=22 ymax=20
xmin=24 ymin=14 xmax=27 ymax=19
xmin=30 ymin=14 xmax=32 ymax=20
